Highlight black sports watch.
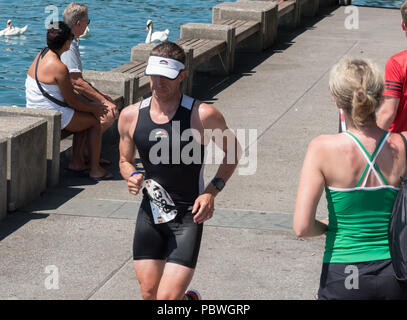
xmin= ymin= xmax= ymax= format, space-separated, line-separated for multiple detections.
xmin=211 ymin=178 xmax=225 ymax=192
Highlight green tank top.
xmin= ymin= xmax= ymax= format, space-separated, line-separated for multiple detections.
xmin=323 ymin=131 xmax=399 ymax=263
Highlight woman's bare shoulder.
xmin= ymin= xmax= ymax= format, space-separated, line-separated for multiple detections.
xmin=307 ymin=133 xmax=347 ymax=152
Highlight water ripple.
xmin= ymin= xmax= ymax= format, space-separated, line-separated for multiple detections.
xmin=0 ymin=0 xmax=400 ymax=106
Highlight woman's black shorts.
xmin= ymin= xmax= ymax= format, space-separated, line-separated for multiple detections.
xmin=133 ymin=197 xmax=203 ymax=269
xmin=317 ymin=259 xmax=407 ymax=300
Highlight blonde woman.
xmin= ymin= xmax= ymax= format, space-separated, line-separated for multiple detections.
xmin=294 ymin=58 xmax=407 ymax=299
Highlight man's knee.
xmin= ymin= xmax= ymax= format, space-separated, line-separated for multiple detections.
xmin=101 ymin=113 xmax=115 ymax=128
xmin=139 ymin=282 xmax=159 ymax=300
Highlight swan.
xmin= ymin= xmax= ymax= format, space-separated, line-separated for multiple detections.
xmin=145 ymin=19 xmax=169 ymax=44
xmin=0 ymin=19 xmax=28 ymax=36
xmin=79 ymin=26 xmax=90 ymax=39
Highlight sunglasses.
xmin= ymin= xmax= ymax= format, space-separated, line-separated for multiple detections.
xmin=78 ymin=19 xmax=90 ymax=25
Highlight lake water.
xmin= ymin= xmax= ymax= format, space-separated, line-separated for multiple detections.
xmin=0 ymin=0 xmax=402 ymax=107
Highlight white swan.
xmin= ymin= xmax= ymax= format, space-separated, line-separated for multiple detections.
xmin=79 ymin=26 xmax=90 ymax=39
xmin=145 ymin=19 xmax=169 ymax=44
xmin=0 ymin=20 xmax=28 ymax=36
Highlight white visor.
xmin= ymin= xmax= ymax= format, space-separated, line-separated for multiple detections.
xmin=145 ymin=55 xmax=185 ymax=80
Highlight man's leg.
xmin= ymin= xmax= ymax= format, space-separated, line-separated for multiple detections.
xmin=65 ymin=111 xmax=97 ymax=171
xmin=86 ymin=120 xmax=112 ymax=179
xmin=134 ymin=259 xmax=166 ymax=300
xmin=156 ymin=262 xmax=195 ymax=300
xmin=70 ymin=130 xmax=88 ymax=170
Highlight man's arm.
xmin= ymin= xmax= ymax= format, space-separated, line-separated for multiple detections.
xmin=377 ymin=56 xmax=403 ymax=130
xmin=55 ymin=62 xmax=107 ymax=118
xmin=376 ymin=96 xmax=400 ymax=131
xmin=70 ymin=72 xmax=119 ymax=119
xmin=118 ymin=104 xmax=143 ymax=195
xmin=191 ymin=102 xmax=240 ymax=224
xmin=61 ymin=42 xmax=118 ymax=118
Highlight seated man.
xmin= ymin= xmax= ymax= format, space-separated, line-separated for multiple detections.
xmin=61 ymin=3 xmax=118 ymax=128
xmin=61 ymin=2 xmax=118 ymax=165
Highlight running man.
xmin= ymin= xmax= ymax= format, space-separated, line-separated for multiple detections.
xmin=118 ymin=41 xmax=239 ymax=300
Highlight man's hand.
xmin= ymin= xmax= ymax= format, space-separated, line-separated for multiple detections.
xmin=103 ymin=99 xmax=119 ymax=120
xmin=192 ymin=193 xmax=215 ymax=224
xmin=90 ymin=102 xmax=109 ymax=119
xmin=100 ymin=92 xmax=112 ymax=102
xmin=128 ymin=173 xmax=144 ymax=196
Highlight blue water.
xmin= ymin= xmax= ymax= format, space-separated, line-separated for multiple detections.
xmin=353 ymin=0 xmax=403 ymax=8
xmin=0 ymin=0 xmax=402 ymax=107
xmin=0 ymin=0 xmax=223 ymax=106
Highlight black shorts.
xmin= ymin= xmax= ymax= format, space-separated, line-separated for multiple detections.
xmin=317 ymin=259 xmax=407 ymax=300
xmin=133 ymin=197 xmax=203 ymax=269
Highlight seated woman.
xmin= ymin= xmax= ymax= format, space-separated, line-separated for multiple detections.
xmin=294 ymin=58 xmax=407 ymax=300
xmin=25 ymin=21 xmax=112 ymax=180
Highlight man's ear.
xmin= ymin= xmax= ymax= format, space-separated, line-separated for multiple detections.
xmin=179 ymin=70 xmax=187 ymax=81
xmin=402 ymin=19 xmax=407 ymax=32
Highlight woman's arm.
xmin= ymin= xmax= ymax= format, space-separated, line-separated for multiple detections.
xmin=293 ymin=137 xmax=328 ymax=238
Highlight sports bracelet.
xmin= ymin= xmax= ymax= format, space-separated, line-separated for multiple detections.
xmin=130 ymin=171 xmax=141 ymax=177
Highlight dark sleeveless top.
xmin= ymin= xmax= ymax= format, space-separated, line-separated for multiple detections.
xmin=133 ymin=94 xmax=206 ymax=205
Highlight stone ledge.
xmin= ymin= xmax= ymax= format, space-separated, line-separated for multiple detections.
xmin=0 ymin=106 xmax=61 ymax=188
xmin=0 ymin=115 xmax=47 ymax=213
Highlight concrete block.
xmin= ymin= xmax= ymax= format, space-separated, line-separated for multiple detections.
xmin=82 ymin=70 xmax=133 ymax=107
xmin=181 ymin=23 xmax=236 ymax=76
xmin=320 ymin=0 xmax=338 ymax=7
xmin=212 ymin=1 xmax=278 ymax=51
xmin=130 ymin=43 xmax=157 ymax=63
xmin=0 ymin=106 xmax=61 ymax=188
xmin=0 ymin=135 xmax=7 ymax=221
xmin=301 ymin=0 xmax=319 ymax=17
xmin=278 ymin=0 xmax=301 ymax=29
xmin=0 ymin=115 xmax=47 ymax=212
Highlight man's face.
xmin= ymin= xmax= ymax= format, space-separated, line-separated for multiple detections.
xmin=73 ymin=11 xmax=89 ymax=38
xmin=79 ymin=12 xmax=89 ymax=34
xmin=150 ymin=71 xmax=186 ymax=100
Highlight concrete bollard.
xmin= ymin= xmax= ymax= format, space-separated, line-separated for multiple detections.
xmin=0 ymin=135 xmax=7 ymax=221
xmin=212 ymin=1 xmax=278 ymax=51
xmin=301 ymin=0 xmax=319 ymax=17
xmin=0 ymin=106 xmax=61 ymax=188
xmin=82 ymin=70 xmax=134 ymax=107
xmin=130 ymin=43 xmax=157 ymax=63
xmin=320 ymin=0 xmax=339 ymax=7
xmin=277 ymin=0 xmax=301 ymax=29
xmin=181 ymin=23 xmax=236 ymax=76
xmin=0 ymin=115 xmax=47 ymax=212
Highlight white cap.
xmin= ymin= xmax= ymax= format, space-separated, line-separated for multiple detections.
xmin=144 ymin=55 xmax=185 ymax=80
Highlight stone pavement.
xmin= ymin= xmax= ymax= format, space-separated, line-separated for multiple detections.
xmin=0 ymin=5 xmax=405 ymax=300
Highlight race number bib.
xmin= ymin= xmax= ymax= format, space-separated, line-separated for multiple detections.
xmin=144 ymin=179 xmax=177 ymax=224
